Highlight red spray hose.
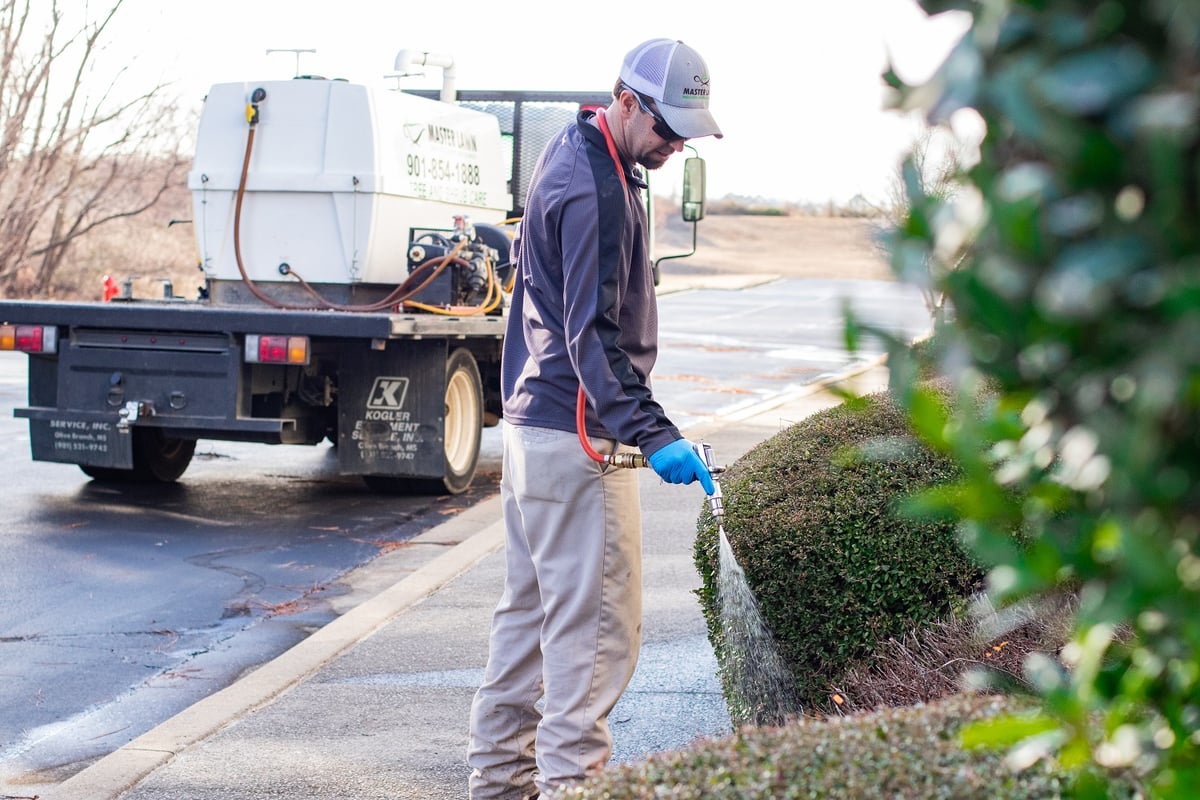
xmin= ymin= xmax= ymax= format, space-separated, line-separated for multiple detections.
xmin=576 ymin=110 xmax=647 ymax=469
xmin=577 ymin=386 xmax=649 ymax=469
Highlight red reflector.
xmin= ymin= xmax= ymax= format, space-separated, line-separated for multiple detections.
xmin=16 ymin=326 xmax=42 ymax=351
xmin=258 ymin=335 xmax=288 ymax=363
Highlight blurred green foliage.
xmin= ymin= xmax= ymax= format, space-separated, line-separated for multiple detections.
xmin=885 ymin=1 xmax=1200 ymax=796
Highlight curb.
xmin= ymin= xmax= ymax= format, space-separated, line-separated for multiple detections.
xmin=655 ymin=272 xmax=782 ymax=296
xmin=713 ymin=355 xmax=887 ymax=425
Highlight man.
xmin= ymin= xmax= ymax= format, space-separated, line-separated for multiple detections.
xmin=467 ymin=38 xmax=723 ymax=800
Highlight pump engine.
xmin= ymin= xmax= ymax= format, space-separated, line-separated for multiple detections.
xmin=403 ymin=217 xmax=513 ymax=312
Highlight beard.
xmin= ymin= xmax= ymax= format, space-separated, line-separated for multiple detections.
xmin=636 ymin=148 xmax=673 ymax=171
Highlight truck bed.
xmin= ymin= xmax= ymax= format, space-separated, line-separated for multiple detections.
xmin=0 ymin=299 xmax=506 ymax=340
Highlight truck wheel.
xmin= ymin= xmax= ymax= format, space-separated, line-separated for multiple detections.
xmin=79 ymin=428 xmax=196 ymax=484
xmin=362 ymin=347 xmax=482 ymax=496
xmin=441 ymin=347 xmax=483 ymax=494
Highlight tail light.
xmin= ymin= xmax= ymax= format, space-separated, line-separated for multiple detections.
xmin=244 ymin=334 xmax=309 ymax=364
xmin=0 ymin=324 xmax=58 ymax=353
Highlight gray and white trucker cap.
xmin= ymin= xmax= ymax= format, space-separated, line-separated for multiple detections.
xmin=619 ymin=38 xmax=722 ymax=140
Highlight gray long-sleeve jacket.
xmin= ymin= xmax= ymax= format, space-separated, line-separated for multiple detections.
xmin=500 ymin=109 xmax=680 ymax=459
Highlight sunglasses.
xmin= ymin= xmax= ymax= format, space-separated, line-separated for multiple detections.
xmin=623 ymin=84 xmax=684 ymax=142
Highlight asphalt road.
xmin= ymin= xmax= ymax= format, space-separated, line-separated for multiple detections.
xmin=0 ymin=351 xmax=502 ymax=788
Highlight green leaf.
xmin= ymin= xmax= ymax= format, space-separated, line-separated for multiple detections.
xmin=1034 ymin=45 xmax=1155 ymax=116
xmin=906 ymin=384 xmax=952 ymax=450
xmin=960 ymin=711 xmax=1062 ymax=748
xmin=991 ymin=54 xmax=1049 ymax=142
xmin=843 ymin=309 xmax=862 ymax=354
xmin=882 ymin=64 xmax=904 ymax=91
xmin=916 ymin=0 xmax=973 ymax=13
xmin=927 ymin=36 xmax=983 ymax=123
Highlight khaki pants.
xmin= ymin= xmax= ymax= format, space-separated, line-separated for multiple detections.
xmin=468 ymin=424 xmax=642 ymax=799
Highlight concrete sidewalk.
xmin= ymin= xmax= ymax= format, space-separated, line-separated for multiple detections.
xmin=44 ymin=362 xmax=890 ymax=800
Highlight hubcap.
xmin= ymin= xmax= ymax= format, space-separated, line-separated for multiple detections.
xmin=444 ymin=368 xmax=479 ymax=473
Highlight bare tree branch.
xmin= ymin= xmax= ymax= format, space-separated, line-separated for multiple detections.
xmin=0 ymin=0 xmax=184 ymax=297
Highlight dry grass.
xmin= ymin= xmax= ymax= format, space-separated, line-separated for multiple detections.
xmin=44 ymin=186 xmax=892 ymax=302
xmin=656 ymin=210 xmax=893 ymax=281
xmin=51 ymin=183 xmax=199 ymax=302
xmin=829 ymin=592 xmax=1079 ymax=714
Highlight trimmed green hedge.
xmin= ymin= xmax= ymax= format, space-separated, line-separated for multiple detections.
xmin=694 ymin=388 xmax=984 ymax=718
xmin=562 ymin=692 xmax=1132 ymax=799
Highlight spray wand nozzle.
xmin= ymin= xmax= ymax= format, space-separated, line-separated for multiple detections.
xmin=693 ymin=441 xmax=726 ymax=527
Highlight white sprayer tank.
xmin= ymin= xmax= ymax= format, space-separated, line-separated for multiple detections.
xmin=188 ymin=78 xmax=511 ymax=286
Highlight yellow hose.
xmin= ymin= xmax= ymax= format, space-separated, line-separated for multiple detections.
xmin=499 ymin=217 xmax=520 ymax=293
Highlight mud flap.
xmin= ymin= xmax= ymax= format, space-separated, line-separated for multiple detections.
xmin=337 ymin=339 xmax=447 ymax=479
xmin=27 ymin=417 xmax=134 ymax=469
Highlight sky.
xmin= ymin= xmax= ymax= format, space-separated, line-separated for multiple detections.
xmin=99 ymin=0 xmax=971 ymax=206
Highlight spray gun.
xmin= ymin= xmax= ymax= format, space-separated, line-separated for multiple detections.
xmin=693 ymin=441 xmax=726 ymax=528
xmin=575 ymin=387 xmax=725 ymax=511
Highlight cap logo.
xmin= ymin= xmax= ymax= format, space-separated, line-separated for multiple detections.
xmin=684 ymin=74 xmax=710 ymax=98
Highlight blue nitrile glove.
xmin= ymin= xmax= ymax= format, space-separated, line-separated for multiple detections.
xmin=648 ymin=439 xmax=716 ymax=495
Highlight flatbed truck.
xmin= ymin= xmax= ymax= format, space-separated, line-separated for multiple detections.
xmin=0 ymin=53 xmax=706 ymax=495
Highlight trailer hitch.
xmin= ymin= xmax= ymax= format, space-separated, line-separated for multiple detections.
xmin=117 ymin=400 xmax=154 ymax=431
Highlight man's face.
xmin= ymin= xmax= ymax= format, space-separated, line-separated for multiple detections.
xmin=633 ymin=129 xmax=685 ymax=170
xmin=623 ymin=90 xmax=686 ymax=170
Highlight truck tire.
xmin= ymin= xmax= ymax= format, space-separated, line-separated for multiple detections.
xmin=362 ymin=347 xmax=483 ymax=496
xmin=79 ymin=428 xmax=196 ymax=484
xmin=440 ymin=347 xmax=484 ymax=494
